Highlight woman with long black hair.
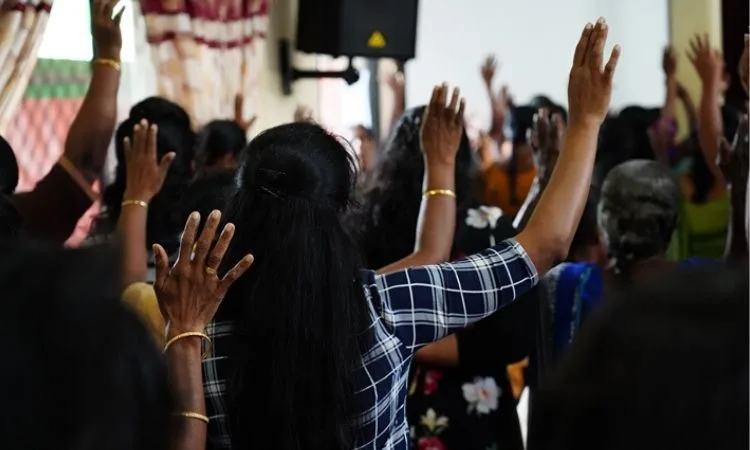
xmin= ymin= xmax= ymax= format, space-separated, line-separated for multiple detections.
xmin=149 ymin=19 xmax=619 ymax=450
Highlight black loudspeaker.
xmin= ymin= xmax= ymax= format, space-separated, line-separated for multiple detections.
xmin=296 ymin=0 xmax=419 ymax=61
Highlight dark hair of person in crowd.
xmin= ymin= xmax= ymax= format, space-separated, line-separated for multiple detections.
xmin=181 ymin=169 xmax=237 ymax=234
xmin=215 ymin=122 xmax=370 ymax=449
xmin=0 ymin=242 xmax=171 ymax=450
xmin=566 ymin=188 xmax=602 ymax=263
xmin=593 ymin=115 xmax=637 ymax=187
xmin=100 ymin=97 xmax=195 ymax=254
xmin=194 ymin=119 xmax=247 ymax=175
xmin=352 ymin=105 xmax=475 ymax=269
xmin=617 ymin=105 xmax=661 ymax=160
xmin=597 ymin=159 xmax=680 ymax=278
xmin=0 ymin=135 xmax=20 ymax=239
xmin=529 ymin=264 xmax=749 ymax=450
xmin=506 ymin=105 xmax=536 ymax=208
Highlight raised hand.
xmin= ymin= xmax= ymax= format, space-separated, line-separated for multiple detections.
xmin=662 ymin=46 xmax=677 ymax=77
xmin=739 ymin=34 xmax=748 ymax=94
xmin=718 ymin=114 xmax=749 ymax=188
xmin=293 ymin=105 xmax=314 ymax=123
xmin=92 ymin=0 xmax=124 ymax=60
xmin=528 ymin=109 xmax=565 ymax=180
xmin=385 ymin=71 xmax=405 ymax=96
xmin=687 ymin=33 xmax=724 ymax=85
xmin=568 ymin=18 xmax=621 ymax=126
xmin=153 ymin=211 xmax=254 ymax=337
xmin=481 ymin=55 xmax=499 ymax=88
xmin=420 ymin=84 xmax=466 ymax=166
xmin=122 ymin=120 xmax=175 ymax=203
xmin=234 ymin=93 xmax=257 ymax=132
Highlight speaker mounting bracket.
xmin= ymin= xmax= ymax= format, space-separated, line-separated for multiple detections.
xmin=279 ymin=38 xmax=360 ymax=96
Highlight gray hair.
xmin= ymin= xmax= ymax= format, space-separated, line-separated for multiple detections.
xmin=597 ymin=160 xmax=679 ymax=274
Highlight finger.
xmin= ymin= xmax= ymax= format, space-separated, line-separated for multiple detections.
xmin=603 ymin=44 xmax=622 ymax=80
xmin=159 ymin=152 xmax=176 ymax=177
xmin=455 ymin=98 xmax=466 ymax=126
xmin=573 ymin=22 xmax=594 ymax=67
xmin=123 ymin=136 xmax=132 ymax=161
xmin=194 ymin=210 xmax=222 ymax=267
xmin=148 ymin=124 xmax=158 ymax=162
xmin=436 ymin=83 xmax=448 ymax=110
xmin=589 ymin=18 xmax=608 ymax=70
xmin=152 ymin=243 xmax=170 ymax=289
xmin=701 ymin=33 xmax=710 ymax=50
xmin=219 ymin=254 xmax=255 ymax=295
xmin=177 ymin=212 xmax=200 ymax=271
xmin=427 ymin=85 xmax=441 ymax=115
xmin=93 ymin=0 xmax=104 ymax=16
xmin=206 ymin=223 xmax=235 ymax=270
xmin=133 ymin=120 xmax=146 ymax=155
xmin=102 ymin=0 xmax=114 ymax=20
xmin=447 ymin=87 xmax=460 ymax=115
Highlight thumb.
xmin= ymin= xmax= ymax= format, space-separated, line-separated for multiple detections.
xmin=158 ymin=152 xmax=176 ymax=177
xmin=152 ymin=243 xmax=170 ymax=290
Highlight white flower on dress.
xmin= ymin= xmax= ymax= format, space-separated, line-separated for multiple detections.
xmin=465 ymin=206 xmax=504 ymax=230
xmin=462 ymin=377 xmax=501 ymax=415
xmin=419 ymin=408 xmax=450 ymax=433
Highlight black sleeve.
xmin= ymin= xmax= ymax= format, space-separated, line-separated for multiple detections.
xmin=456 ymin=285 xmax=539 ymax=373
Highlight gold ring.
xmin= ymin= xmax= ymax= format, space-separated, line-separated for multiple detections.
xmin=205 ymin=267 xmax=217 ymax=276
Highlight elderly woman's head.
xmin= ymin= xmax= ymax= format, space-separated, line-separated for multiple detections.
xmin=597 ymin=160 xmax=679 ymax=274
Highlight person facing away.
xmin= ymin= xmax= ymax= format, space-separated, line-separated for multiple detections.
xmin=528 ymin=264 xmax=748 ymax=450
xmin=543 ymin=159 xmax=706 ymax=362
xmin=0 ymin=242 xmax=171 ymax=450
xmin=194 ymin=120 xmax=247 ymax=177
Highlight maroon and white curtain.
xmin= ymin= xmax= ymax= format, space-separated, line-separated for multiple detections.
xmin=0 ymin=0 xmax=54 ymax=134
xmin=139 ymin=0 xmax=268 ymax=127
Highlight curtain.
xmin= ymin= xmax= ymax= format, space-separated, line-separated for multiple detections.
xmin=139 ymin=0 xmax=268 ymax=127
xmin=0 ymin=0 xmax=55 ymax=135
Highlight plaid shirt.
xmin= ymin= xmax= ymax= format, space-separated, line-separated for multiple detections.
xmin=203 ymin=238 xmax=538 ymax=449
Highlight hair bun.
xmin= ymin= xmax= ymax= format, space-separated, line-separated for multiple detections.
xmin=0 ymin=135 xmax=19 ymax=195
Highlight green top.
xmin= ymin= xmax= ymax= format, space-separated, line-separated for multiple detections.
xmin=668 ymin=193 xmax=730 ymax=260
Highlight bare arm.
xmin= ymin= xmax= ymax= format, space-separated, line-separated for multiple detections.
xmin=516 ymin=19 xmax=620 ymax=275
xmin=385 ymin=71 xmax=406 ymax=136
xmin=166 ymin=339 xmax=207 ymax=450
xmin=378 ymin=85 xmax=465 ymax=274
xmin=65 ymin=0 xmax=123 ymax=182
xmin=688 ymin=34 xmax=725 ymax=182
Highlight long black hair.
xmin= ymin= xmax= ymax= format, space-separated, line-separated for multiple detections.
xmin=0 ymin=242 xmax=171 ymax=450
xmin=99 ymin=97 xmax=195 ymax=254
xmin=216 ymin=122 xmax=370 ymax=450
xmin=352 ymin=105 xmax=475 ymax=269
xmin=0 ymin=135 xmax=20 ymax=239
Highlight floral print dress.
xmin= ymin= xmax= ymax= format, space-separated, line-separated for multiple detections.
xmin=407 ymin=205 xmax=535 ymax=450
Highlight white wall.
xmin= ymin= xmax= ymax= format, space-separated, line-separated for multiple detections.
xmin=406 ymin=0 xmax=669 ymax=129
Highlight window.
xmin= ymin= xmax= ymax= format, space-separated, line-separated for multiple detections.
xmin=37 ymin=0 xmax=136 ymax=62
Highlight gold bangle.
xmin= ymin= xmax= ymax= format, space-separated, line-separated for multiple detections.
xmin=173 ymin=411 xmax=209 ymax=424
xmin=163 ymin=331 xmax=213 ymax=359
xmin=121 ymin=199 xmax=148 ymax=209
xmin=93 ymin=57 xmax=121 ymax=72
xmin=423 ymin=189 xmax=456 ymax=199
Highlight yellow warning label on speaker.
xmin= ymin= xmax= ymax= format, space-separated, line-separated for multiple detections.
xmin=367 ymin=31 xmax=386 ymax=48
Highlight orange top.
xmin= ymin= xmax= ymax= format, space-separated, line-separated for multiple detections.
xmin=482 ymin=163 xmax=537 ymax=217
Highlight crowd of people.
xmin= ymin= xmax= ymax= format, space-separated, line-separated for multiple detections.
xmin=0 ymin=2 xmax=748 ymax=450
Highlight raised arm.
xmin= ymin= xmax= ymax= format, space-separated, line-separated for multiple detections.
xmin=516 ymin=18 xmax=620 ymax=274
xmin=688 ymin=34 xmax=726 ymax=182
xmin=11 ymin=0 xmax=122 ymax=243
xmin=378 ymin=84 xmax=465 ymax=273
xmin=371 ymin=238 xmax=537 ymax=350
xmin=513 ymin=109 xmax=565 ymax=230
xmin=116 ymin=120 xmax=175 ymax=287
xmin=480 ymin=55 xmax=510 ymax=143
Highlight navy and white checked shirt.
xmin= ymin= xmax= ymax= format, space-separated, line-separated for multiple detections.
xmin=203 ymin=238 xmax=538 ymax=449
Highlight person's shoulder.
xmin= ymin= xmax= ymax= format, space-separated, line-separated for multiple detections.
xmin=122 ymin=282 xmax=164 ymax=346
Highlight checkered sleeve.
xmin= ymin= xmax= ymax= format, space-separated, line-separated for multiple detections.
xmin=368 ymin=238 xmax=538 ymax=351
